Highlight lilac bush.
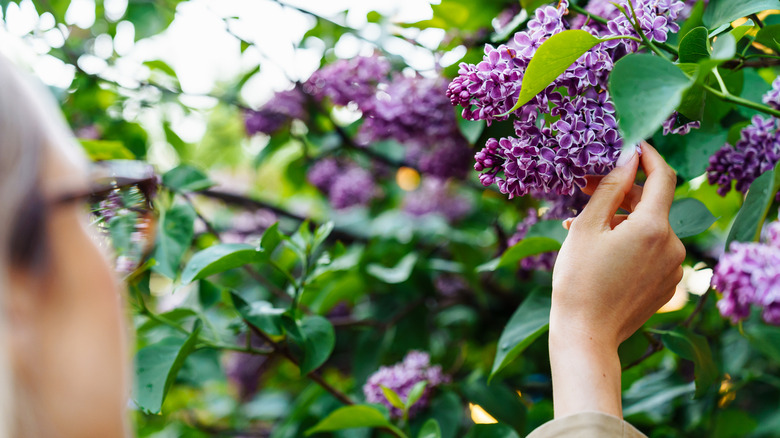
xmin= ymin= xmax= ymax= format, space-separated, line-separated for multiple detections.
xmin=244 ymin=89 xmax=307 ymax=136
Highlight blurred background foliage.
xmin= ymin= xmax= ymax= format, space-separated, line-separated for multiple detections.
xmin=2 ymin=0 xmax=780 ymax=437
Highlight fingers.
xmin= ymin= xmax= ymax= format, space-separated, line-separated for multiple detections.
xmin=582 ymin=175 xmax=644 ymax=212
xmin=563 ymin=215 xmax=628 ymax=230
xmin=634 ymin=141 xmax=677 ymax=219
xmin=563 ymin=214 xmax=628 ymax=230
xmin=574 ymin=146 xmax=639 ymax=231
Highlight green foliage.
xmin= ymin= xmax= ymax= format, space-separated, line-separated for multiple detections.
xmin=669 ymin=198 xmax=718 ymax=238
xmin=181 ymin=243 xmax=261 ymax=284
xmin=282 ymin=314 xmax=335 ymax=375
xmin=133 ymin=321 xmax=202 ymax=414
xmin=702 ymin=0 xmax=780 ymax=30
xmin=490 ymin=289 xmax=551 ymax=379
xmin=609 ymin=54 xmax=694 ymax=147
xmin=656 ymin=327 xmax=719 ymax=398
xmin=306 ymin=405 xmax=405 ymax=437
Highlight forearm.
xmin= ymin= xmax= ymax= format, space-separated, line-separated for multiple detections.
xmin=548 ymin=321 xmax=623 ymax=419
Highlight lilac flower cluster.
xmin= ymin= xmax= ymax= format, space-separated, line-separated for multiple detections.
xmin=707 ymin=77 xmax=780 ymax=196
xmin=244 ymin=88 xmax=307 ymax=136
xmin=448 ymin=0 xmax=685 ymax=198
xmin=307 ymin=158 xmax=378 ymax=210
xmin=359 ymin=75 xmax=472 ymax=179
xmin=403 ymin=177 xmax=471 ymax=221
xmin=712 ymin=219 xmax=780 ymax=325
xmin=303 ymin=55 xmax=391 ymax=111
xmin=363 ymin=351 xmax=448 ymax=419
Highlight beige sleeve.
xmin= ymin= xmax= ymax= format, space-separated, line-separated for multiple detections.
xmin=526 ymin=411 xmax=648 ymax=438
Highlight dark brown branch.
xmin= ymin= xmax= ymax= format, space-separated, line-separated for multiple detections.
xmin=622 ymin=332 xmax=664 ymax=372
xmin=248 ymin=323 xmax=355 ymax=406
xmin=196 ymin=189 xmax=366 ymax=244
xmin=683 ymin=290 xmax=711 ymax=328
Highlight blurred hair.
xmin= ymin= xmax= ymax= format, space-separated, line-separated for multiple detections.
xmin=0 ymin=53 xmax=77 ymax=438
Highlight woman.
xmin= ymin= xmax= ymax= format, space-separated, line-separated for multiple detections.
xmin=0 ymin=52 xmax=682 ymax=436
xmin=1 ymin=54 xmax=131 ymax=437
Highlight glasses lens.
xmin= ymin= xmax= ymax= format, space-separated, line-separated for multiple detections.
xmin=91 ymin=185 xmax=156 ymax=274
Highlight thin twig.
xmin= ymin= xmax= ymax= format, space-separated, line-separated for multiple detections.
xmin=248 ymin=324 xmax=356 ymax=405
xmin=683 ymin=290 xmax=711 ymax=328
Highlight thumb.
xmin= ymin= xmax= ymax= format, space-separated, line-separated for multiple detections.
xmin=575 ymin=146 xmax=639 ymax=230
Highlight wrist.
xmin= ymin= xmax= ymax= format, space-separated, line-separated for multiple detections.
xmin=548 ymin=318 xmax=623 ymax=419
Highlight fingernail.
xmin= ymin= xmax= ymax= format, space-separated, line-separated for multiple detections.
xmin=616 ymin=145 xmax=637 ymax=167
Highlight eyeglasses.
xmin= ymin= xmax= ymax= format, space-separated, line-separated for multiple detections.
xmin=54 ymin=160 xmax=159 ymax=275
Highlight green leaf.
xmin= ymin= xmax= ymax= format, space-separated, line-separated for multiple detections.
xmin=497 ymin=237 xmax=560 ymax=269
xmin=756 ymin=23 xmax=780 ymax=52
xmin=312 ymin=221 xmax=334 ymax=251
xmin=702 ymin=0 xmax=780 ymax=30
xmin=679 ymin=1 xmax=705 ymax=42
xmin=609 ymin=54 xmax=694 ymax=147
xmin=152 ymin=203 xmax=196 ymax=279
xmin=283 ymin=315 xmax=336 ymax=375
xmin=490 ymin=290 xmax=551 ymax=379
xmin=406 ymin=380 xmax=428 ymax=410
xmin=418 ymin=419 xmax=442 ymax=438
xmin=367 ymin=253 xmax=418 ymax=284
xmin=465 ymin=424 xmax=520 ymax=438
xmin=659 ymin=327 xmax=718 ymax=397
xmin=306 ymin=405 xmax=405 ymax=437
xmin=669 ymin=198 xmax=718 ymax=238
xmin=525 ymin=220 xmax=568 ymax=245
xmin=260 ymin=222 xmax=283 ymax=255
xmin=181 ymin=243 xmax=261 ymax=284
xmin=678 ymin=27 xmax=710 ymax=63
xmin=744 ymin=323 xmax=780 ymax=362
xmin=79 ymin=139 xmax=134 ymax=161
xmin=162 ymin=164 xmax=214 ymax=192
xmin=730 ymin=19 xmax=756 ymax=42
xmin=380 ymin=385 xmax=406 ymax=411
xmin=726 ymin=161 xmax=780 ymax=248
xmin=710 ymin=32 xmax=737 ymax=61
xmin=133 ymin=321 xmax=202 ymax=414
xmin=144 ymin=60 xmax=179 ymax=81
xmin=502 ymin=30 xmax=602 ymax=116
xmin=457 ymin=115 xmax=485 ymax=144
xmin=231 ymin=292 xmax=284 ymax=336
xmin=198 ymin=280 xmax=221 ymax=309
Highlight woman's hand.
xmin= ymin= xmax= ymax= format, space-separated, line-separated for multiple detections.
xmin=549 ymin=141 xmax=685 ymax=419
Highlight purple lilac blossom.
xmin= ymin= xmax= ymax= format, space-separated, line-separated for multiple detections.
xmin=363 ymin=351 xmax=448 ymax=419
xmin=403 ymin=177 xmax=471 ymax=221
xmin=360 ymin=75 xmax=472 ymax=179
xmin=707 ymin=115 xmax=780 ymax=196
xmin=712 ymin=226 xmax=780 ymax=325
xmin=303 ymin=55 xmax=390 ymax=111
xmin=448 ymin=0 xmax=685 ymax=198
xmin=662 ymin=111 xmax=701 ymax=136
xmin=708 ymin=76 xmax=780 ymax=196
xmin=307 ymin=158 xmax=379 ymax=210
xmin=244 ymin=88 xmax=306 ymax=136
